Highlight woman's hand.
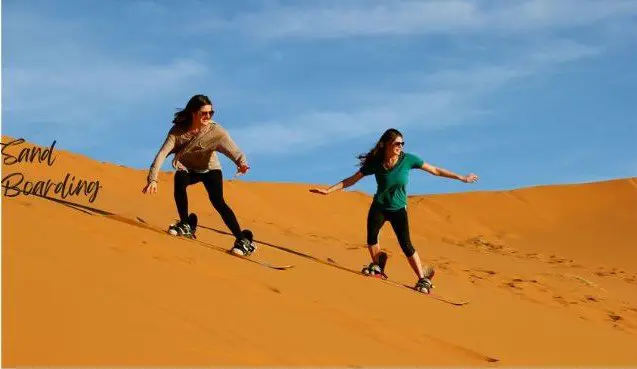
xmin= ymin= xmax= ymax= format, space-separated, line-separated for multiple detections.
xmin=142 ymin=181 xmax=158 ymax=194
xmin=462 ymin=173 xmax=479 ymax=183
xmin=235 ymin=163 xmax=250 ymax=177
xmin=310 ymin=188 xmax=330 ymax=195
xmin=309 ymin=172 xmax=363 ymax=196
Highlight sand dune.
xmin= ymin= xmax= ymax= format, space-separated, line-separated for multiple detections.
xmin=3 ymin=135 xmax=637 ymax=366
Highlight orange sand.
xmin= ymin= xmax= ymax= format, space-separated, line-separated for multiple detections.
xmin=3 ymin=135 xmax=637 ymax=366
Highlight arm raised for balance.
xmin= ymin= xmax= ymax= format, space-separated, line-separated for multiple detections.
xmin=310 ymin=171 xmax=365 ymax=195
xmin=420 ymin=162 xmax=479 ymax=183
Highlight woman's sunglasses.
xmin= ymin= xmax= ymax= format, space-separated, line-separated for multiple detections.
xmin=200 ymin=110 xmax=214 ymax=117
xmin=393 ymin=141 xmax=405 ymax=147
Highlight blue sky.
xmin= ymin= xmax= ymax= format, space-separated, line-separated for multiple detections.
xmin=3 ymin=0 xmax=636 ymax=195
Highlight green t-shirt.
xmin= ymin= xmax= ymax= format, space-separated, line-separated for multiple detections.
xmin=360 ymin=152 xmax=424 ymax=211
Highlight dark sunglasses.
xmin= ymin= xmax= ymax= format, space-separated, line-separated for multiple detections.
xmin=199 ymin=110 xmax=214 ymax=116
xmin=393 ymin=141 xmax=405 ymax=147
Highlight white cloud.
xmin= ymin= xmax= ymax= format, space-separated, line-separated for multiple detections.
xmin=2 ymin=21 xmax=209 ymax=150
xmin=424 ymin=66 xmax=531 ymax=91
xmin=4 ymin=59 xmax=207 ymax=122
xmin=230 ymin=1 xmax=481 ymax=38
xmin=489 ymin=0 xmax=637 ymax=31
xmin=232 ymin=39 xmax=602 ymax=155
xmin=422 ymin=39 xmax=602 ymax=91
xmin=2 ymin=1 xmax=624 ymax=157
xmin=529 ymin=40 xmax=602 ymax=63
xmin=2 ymin=6 xmax=210 ymax=127
xmin=208 ymin=0 xmax=637 ymax=39
xmin=232 ymin=91 xmax=456 ymax=154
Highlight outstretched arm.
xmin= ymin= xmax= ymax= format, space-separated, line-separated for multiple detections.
xmin=143 ymin=133 xmax=176 ymax=194
xmin=420 ymin=162 xmax=478 ymax=183
xmin=216 ymin=127 xmax=250 ymax=175
xmin=310 ymin=171 xmax=365 ymax=195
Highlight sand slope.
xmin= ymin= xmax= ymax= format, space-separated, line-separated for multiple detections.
xmin=3 ymin=136 xmax=637 ymax=366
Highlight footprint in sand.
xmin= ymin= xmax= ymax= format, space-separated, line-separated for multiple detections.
xmin=548 ymin=255 xmax=570 ymax=265
xmin=622 ymin=275 xmax=637 ymax=284
xmin=500 ymin=278 xmax=546 ymax=295
xmin=461 ymin=269 xmax=497 ymax=285
xmin=552 ymin=295 xmax=575 ymax=306
xmin=502 ymin=281 xmax=523 ymax=290
xmin=582 ymin=295 xmax=601 ymax=303
xmin=594 ymin=268 xmax=636 ymax=285
xmin=467 ymin=236 xmax=508 ymax=253
xmin=430 ymin=258 xmax=454 ymax=271
xmin=468 ymin=274 xmax=486 ymax=284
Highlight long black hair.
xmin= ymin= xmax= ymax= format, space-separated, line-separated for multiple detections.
xmin=172 ymin=94 xmax=212 ymax=126
xmin=357 ymin=128 xmax=403 ymax=168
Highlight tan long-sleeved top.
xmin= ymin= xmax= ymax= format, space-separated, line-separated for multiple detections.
xmin=147 ymin=121 xmax=247 ymax=183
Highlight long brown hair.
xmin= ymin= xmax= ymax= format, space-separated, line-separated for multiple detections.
xmin=172 ymin=94 xmax=212 ymax=126
xmin=357 ymin=128 xmax=403 ymax=168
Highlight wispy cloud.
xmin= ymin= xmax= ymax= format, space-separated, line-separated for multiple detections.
xmin=202 ymin=0 xmax=637 ymax=39
xmin=2 ymin=7 xmax=210 ymax=147
xmin=2 ymin=57 xmax=208 ymax=152
xmin=233 ymin=38 xmax=603 ymax=155
xmin=4 ymin=60 xmax=207 ymax=118
xmin=232 ymin=90 xmax=457 ymax=154
xmin=529 ymin=39 xmax=602 ymax=63
xmin=2 ymin=0 xmax=629 ymax=161
xmin=422 ymin=40 xmax=602 ymax=89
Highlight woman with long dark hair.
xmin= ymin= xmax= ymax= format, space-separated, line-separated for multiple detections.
xmin=311 ymin=128 xmax=478 ymax=293
xmin=142 ymin=94 xmax=255 ymax=256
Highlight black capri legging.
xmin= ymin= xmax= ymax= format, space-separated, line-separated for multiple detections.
xmin=174 ymin=169 xmax=243 ymax=239
xmin=366 ymin=202 xmax=416 ymax=257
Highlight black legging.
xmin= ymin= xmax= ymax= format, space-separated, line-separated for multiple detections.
xmin=366 ymin=202 xmax=416 ymax=257
xmin=174 ymin=169 xmax=242 ymax=239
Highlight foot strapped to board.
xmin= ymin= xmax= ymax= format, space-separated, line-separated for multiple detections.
xmin=231 ymin=229 xmax=257 ymax=256
xmin=362 ymin=252 xmax=389 ymax=279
